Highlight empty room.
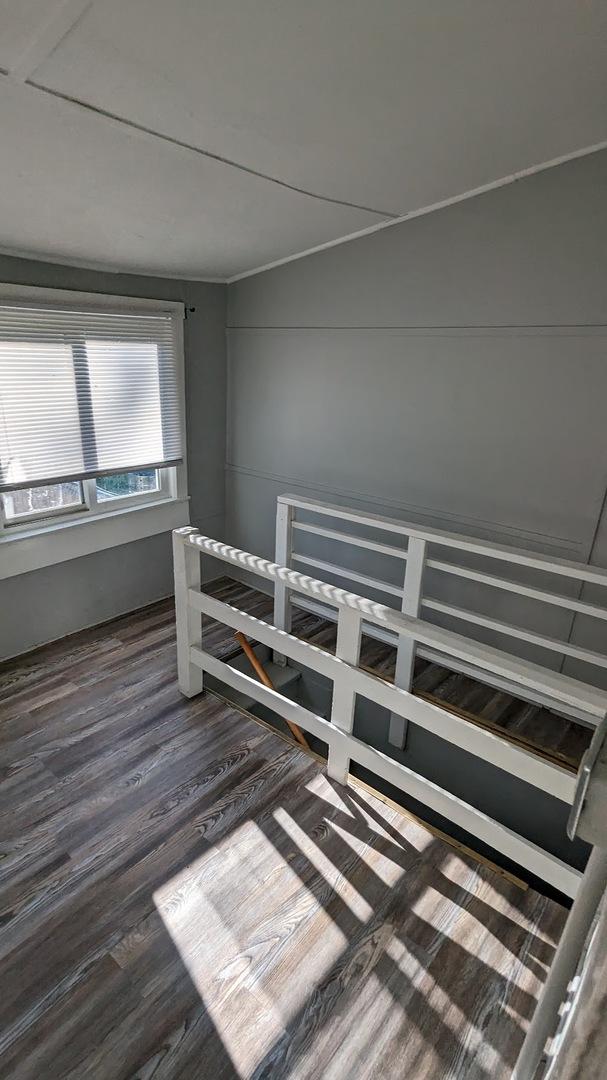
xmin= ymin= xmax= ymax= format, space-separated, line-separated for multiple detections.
xmin=1 ymin=3 xmax=606 ymax=1078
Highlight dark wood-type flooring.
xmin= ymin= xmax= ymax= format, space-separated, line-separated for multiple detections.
xmin=0 ymin=580 xmax=567 ymax=1079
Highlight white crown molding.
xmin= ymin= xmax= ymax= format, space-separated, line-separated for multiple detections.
xmin=0 ymin=141 xmax=604 ymax=286
xmin=227 ymin=139 xmax=607 ymax=284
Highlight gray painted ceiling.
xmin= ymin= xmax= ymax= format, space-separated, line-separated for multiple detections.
xmin=0 ymin=0 xmax=605 ymax=280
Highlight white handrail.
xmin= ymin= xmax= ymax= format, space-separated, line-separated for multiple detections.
xmin=185 ymin=533 xmax=607 ymax=719
xmin=189 ymin=590 xmax=577 ymax=804
xmin=171 ymin=525 xmax=607 ymax=1080
xmin=291 ymin=551 xmax=607 ymax=668
xmin=292 ymin=520 xmax=607 ymax=621
xmin=275 ymin=493 xmax=607 ymax=737
xmin=280 ymin=493 xmax=607 ymax=587
xmin=172 ymin=526 xmax=598 ymax=899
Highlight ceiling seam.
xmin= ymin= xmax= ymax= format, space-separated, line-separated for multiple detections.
xmin=0 ymin=67 xmax=605 ymax=281
xmin=6 ymin=73 xmax=399 ymax=219
xmin=7 ymin=0 xmax=94 ymax=82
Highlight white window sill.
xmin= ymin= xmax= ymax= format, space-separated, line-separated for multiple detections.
xmin=0 ymin=497 xmax=190 ymax=580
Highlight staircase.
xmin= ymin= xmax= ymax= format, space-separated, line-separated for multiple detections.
xmin=203 ymin=632 xmax=302 ymax=732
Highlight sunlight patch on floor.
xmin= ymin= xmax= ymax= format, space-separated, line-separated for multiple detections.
xmin=303 ymin=772 xmax=358 ymax=816
xmin=154 ymin=826 xmax=288 ymax=1076
xmin=153 ymin=813 xmax=354 ymax=1076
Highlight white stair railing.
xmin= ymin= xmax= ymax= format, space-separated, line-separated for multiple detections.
xmin=173 ymin=527 xmax=607 ymax=900
xmin=273 ymin=493 xmax=607 ymax=741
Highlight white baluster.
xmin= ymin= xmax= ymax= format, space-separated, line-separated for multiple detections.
xmin=172 ymin=527 xmax=203 ymax=697
xmin=273 ymin=500 xmax=294 ymax=666
xmin=327 ymin=605 xmax=362 ymax=784
xmin=389 ymin=536 xmax=427 ymax=748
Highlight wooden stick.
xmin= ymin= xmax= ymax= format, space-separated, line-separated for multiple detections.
xmin=234 ymin=631 xmax=309 ymax=749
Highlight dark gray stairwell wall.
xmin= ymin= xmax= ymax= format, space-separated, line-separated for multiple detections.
xmin=226 ymin=149 xmax=607 ymax=686
xmin=0 ymin=255 xmax=227 ymax=660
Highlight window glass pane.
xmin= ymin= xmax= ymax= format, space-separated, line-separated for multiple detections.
xmin=86 ymin=341 xmax=164 ymax=471
xmin=2 ymin=482 xmax=83 ymax=520
xmin=0 ymin=340 xmax=82 ymax=489
xmin=95 ymin=469 xmax=159 ymax=501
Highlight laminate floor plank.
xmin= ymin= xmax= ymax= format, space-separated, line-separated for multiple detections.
xmin=0 ymin=583 xmax=567 ymax=1079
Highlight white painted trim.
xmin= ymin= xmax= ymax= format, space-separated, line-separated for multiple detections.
xmin=293 ymin=523 xmax=607 ymax=621
xmin=183 ymin=533 xmax=607 ymax=719
xmin=293 ymin=552 xmax=403 ymax=598
xmin=293 ymin=520 xmax=406 ymax=559
xmin=273 ymin=499 xmax=294 ymax=665
xmin=328 ymin=605 xmax=362 ymax=783
xmin=291 ymin=554 xmax=607 ymax=669
xmin=291 ymin=590 xmax=601 ymax=728
xmin=173 ymin=526 xmax=203 ymax=697
xmin=280 ymin=494 xmax=607 ymax=586
xmin=427 ymin=557 xmax=607 ymax=622
xmin=424 ymin=597 xmax=607 ymax=670
xmin=227 ymin=139 xmax=607 ymax=282
xmin=191 ymin=591 xmax=577 ymax=803
xmin=390 ymin=534 xmax=426 ymax=747
xmin=0 ymin=497 xmax=190 ymax=578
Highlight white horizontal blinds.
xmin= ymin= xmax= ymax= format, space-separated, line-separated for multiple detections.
xmin=0 ymin=303 xmax=183 ymax=492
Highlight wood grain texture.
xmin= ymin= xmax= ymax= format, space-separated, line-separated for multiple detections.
xmin=207 ymin=577 xmax=593 ymax=768
xmin=0 ymin=584 xmax=566 ymax=1079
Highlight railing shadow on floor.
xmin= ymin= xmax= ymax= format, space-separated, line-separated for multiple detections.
xmin=147 ymin=732 xmax=563 ymax=1080
xmin=251 ymin=784 xmax=556 ymax=1078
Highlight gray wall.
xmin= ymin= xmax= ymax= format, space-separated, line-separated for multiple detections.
xmin=227 ymin=149 xmax=607 ymax=685
xmin=0 ymin=255 xmax=226 ymax=659
xmin=226 ymin=150 xmax=607 ymax=871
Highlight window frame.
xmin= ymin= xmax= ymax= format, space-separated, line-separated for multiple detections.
xmin=0 ymin=467 xmax=175 ymax=532
xmin=1 ymin=480 xmax=87 ymax=527
xmin=0 ymin=284 xmax=190 ymax=578
xmin=85 ymin=467 xmax=173 ymax=514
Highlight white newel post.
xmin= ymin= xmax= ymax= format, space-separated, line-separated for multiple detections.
xmin=389 ymin=536 xmax=427 ymax=749
xmin=273 ymin=500 xmax=294 ymax=666
xmin=172 ymin=527 xmax=204 ymax=698
xmin=327 ymin=605 xmax=362 ymax=785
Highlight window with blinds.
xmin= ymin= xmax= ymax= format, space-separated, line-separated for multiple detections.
xmin=0 ymin=300 xmax=184 ymax=493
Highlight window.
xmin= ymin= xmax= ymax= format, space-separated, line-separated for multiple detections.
xmin=2 ymin=481 xmax=85 ymax=522
xmin=0 ymin=470 xmax=168 ymax=525
xmin=0 ymin=285 xmax=189 ymax=576
xmin=0 ymin=300 xmax=183 ymax=490
xmin=95 ymin=468 xmax=159 ymax=502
